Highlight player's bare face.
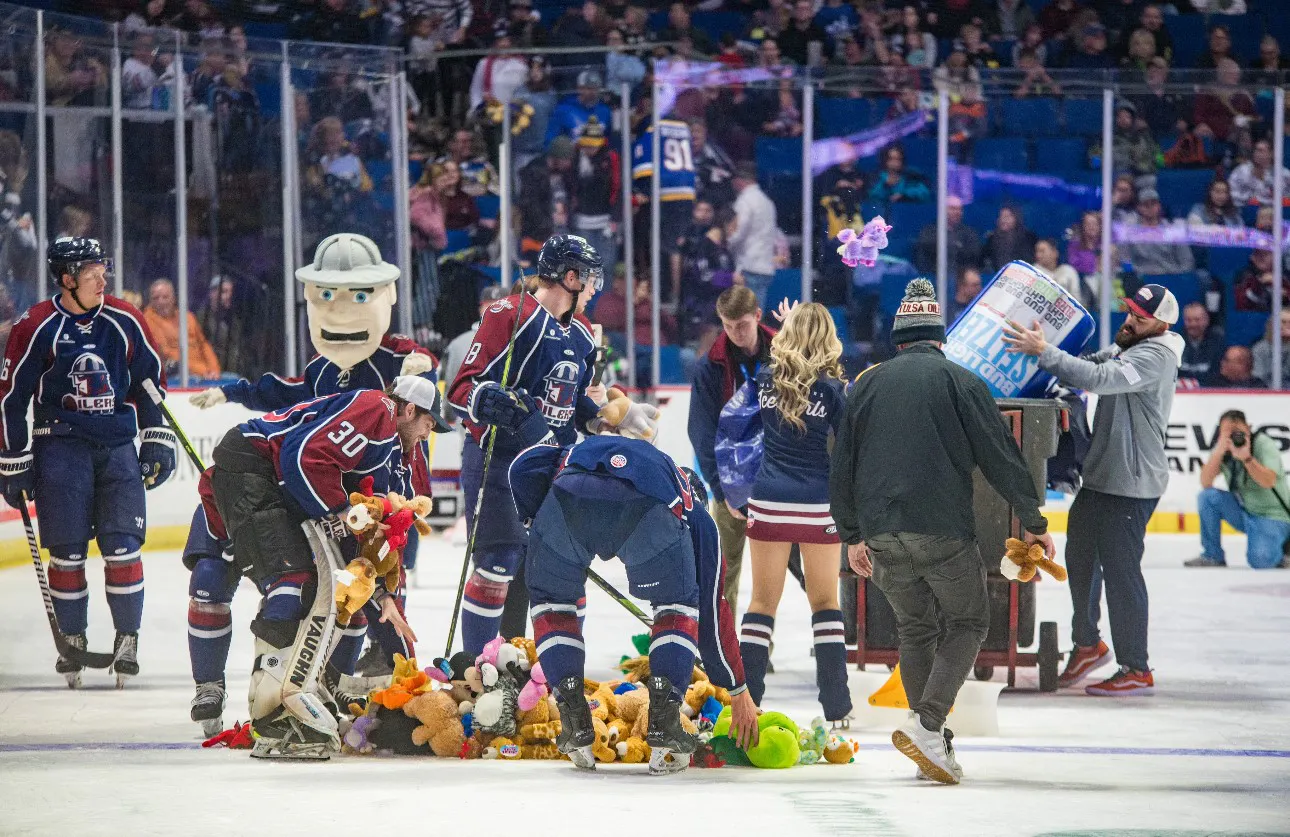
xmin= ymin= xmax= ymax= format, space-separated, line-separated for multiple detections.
xmin=65 ymin=263 xmax=107 ymax=310
xmin=575 ymin=275 xmax=596 ymax=313
xmin=397 ymin=407 xmax=435 ymax=451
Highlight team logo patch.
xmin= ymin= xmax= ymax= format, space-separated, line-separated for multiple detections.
xmin=610 ymin=454 xmax=627 ymax=468
xmin=539 ymin=361 xmax=580 ymax=426
xmin=825 ymin=525 xmax=837 ymax=534
xmin=489 ymin=299 xmax=514 ymax=314
xmin=62 ymin=352 xmax=115 ymax=414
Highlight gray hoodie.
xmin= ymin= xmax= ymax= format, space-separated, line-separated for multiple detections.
xmin=1038 ymin=330 xmax=1185 ymax=500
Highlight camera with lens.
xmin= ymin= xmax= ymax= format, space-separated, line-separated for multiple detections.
xmin=1230 ymin=430 xmax=1247 ymax=448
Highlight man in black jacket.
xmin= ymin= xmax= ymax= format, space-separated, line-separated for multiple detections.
xmin=829 ymin=278 xmax=1053 ymax=785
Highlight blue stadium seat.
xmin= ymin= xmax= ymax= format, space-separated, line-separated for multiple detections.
xmin=867 ymin=98 xmax=895 ymax=126
xmin=902 ymin=137 xmax=938 ymax=175
xmin=1226 ymin=311 xmax=1270 ymax=347
xmin=1226 ymin=16 xmax=1263 ymax=65
xmin=1207 ymin=247 xmax=1253 ymax=282
xmin=253 ymin=80 xmax=281 ymax=118
xmin=963 ymin=199 xmax=1002 ymax=232
xmin=657 ymin=345 xmax=683 ymax=384
xmin=366 ymin=159 xmax=393 ymax=189
xmin=818 ymin=98 xmax=871 ymax=139
xmin=1155 ymin=169 xmax=1216 ymax=219
xmin=243 ymin=21 xmax=288 ymax=41
xmin=1035 ymin=137 xmax=1087 ymax=173
xmin=1150 ymin=272 xmax=1201 ymax=307
xmin=443 ymin=229 xmax=472 ymax=255
xmin=1022 ymin=201 xmax=1082 ymax=240
xmin=998 ymin=99 xmax=1061 ymax=138
xmin=828 ymin=305 xmax=850 ymax=342
xmin=475 ymin=194 xmax=501 ymax=219
xmin=886 ymin=203 xmax=937 ymax=238
xmin=1063 ymin=99 xmax=1104 ymax=138
xmin=1239 ymin=205 xmax=1260 ymax=226
xmin=768 ymin=269 xmax=804 ymax=307
xmin=409 ymin=160 xmax=424 ymax=186
xmin=1166 ymin=16 xmax=1207 ymax=67
xmin=755 ymin=137 xmax=802 ymax=175
xmin=691 ymin=11 xmax=744 ymax=39
xmin=973 ymin=137 xmax=1028 ymax=171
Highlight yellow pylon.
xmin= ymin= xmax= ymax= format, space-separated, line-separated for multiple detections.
xmin=868 ymin=664 xmax=908 ymax=709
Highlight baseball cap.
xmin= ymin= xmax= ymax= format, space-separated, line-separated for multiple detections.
xmin=577 ymin=69 xmax=604 ymax=89
xmin=1137 ymin=187 xmax=1160 ymax=203
xmin=1123 ymin=283 xmax=1179 ymax=324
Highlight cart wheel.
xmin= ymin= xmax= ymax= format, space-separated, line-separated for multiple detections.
xmin=1038 ymin=621 xmax=1059 ymax=692
xmin=973 ymin=665 xmax=993 ymax=682
xmin=887 ymin=663 xmax=896 ymax=672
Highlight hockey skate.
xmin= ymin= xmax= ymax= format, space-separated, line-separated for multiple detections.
xmin=191 ymin=680 xmax=227 ymax=738
xmin=553 ymin=675 xmax=596 ymax=769
xmin=111 ymin=632 xmax=139 ymax=688
xmin=646 ymin=675 xmax=697 ymax=775
xmin=323 ymin=664 xmax=368 ymax=717
xmin=250 ymin=714 xmax=339 ymax=760
xmin=355 ymin=644 xmax=394 ymax=678
xmin=55 ymin=633 xmax=87 ymax=689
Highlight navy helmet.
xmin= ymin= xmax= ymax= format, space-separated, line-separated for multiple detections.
xmin=47 ymin=236 xmax=110 ymax=287
xmin=536 ymin=234 xmax=604 ymax=292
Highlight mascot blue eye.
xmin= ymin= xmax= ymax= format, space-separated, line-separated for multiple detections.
xmin=320 ymin=289 xmax=336 ymax=302
xmin=354 ymin=291 xmax=370 ymax=303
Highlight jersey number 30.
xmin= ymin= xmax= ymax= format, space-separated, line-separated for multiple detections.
xmin=327 ymin=421 xmax=369 ymax=457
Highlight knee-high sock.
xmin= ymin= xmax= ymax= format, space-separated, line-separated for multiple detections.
xmin=331 ymin=609 xmax=369 ymax=676
xmin=739 ymin=613 xmax=775 ymax=705
xmin=531 ymin=602 xmax=585 ymax=687
xmin=48 ymin=547 xmax=89 ymax=636
xmin=462 ymin=546 xmax=522 ymax=654
xmin=812 ymin=609 xmax=852 ymax=721
xmin=99 ymin=536 xmax=144 ymax=633
xmin=188 ymin=600 xmax=232 ymax=684
xmin=649 ymin=604 xmax=700 ymax=695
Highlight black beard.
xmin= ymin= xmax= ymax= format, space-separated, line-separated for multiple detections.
xmin=1115 ymin=324 xmax=1149 ymax=349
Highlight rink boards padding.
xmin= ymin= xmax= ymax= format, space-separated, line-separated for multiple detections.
xmin=0 ymin=386 xmax=1286 ymax=568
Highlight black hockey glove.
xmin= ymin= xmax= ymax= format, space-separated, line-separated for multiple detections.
xmin=0 ymin=451 xmax=33 ymax=508
xmin=139 ymin=427 xmax=177 ymax=489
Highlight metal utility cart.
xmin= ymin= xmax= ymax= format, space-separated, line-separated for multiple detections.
xmin=841 ymin=398 xmax=1068 ymax=691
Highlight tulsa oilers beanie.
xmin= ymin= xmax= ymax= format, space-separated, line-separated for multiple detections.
xmin=891 ymin=278 xmax=946 ymax=345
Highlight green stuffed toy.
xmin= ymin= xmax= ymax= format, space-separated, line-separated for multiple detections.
xmin=709 ymin=708 xmax=801 ymax=769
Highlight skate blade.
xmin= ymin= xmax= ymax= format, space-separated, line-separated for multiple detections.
xmin=648 ymin=748 xmax=689 ymax=775
xmin=115 ymin=673 xmax=134 ymax=690
xmin=249 ymin=739 xmax=332 ymax=760
xmin=566 ymin=746 xmax=596 ymax=770
xmin=891 ymin=730 xmax=958 ymax=785
xmin=200 ymin=717 xmax=225 ymax=738
xmin=831 ymin=716 xmax=853 ymax=731
xmin=64 ymin=672 xmax=82 ymax=690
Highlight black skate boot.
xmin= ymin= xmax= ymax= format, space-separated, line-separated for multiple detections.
xmin=646 ymin=675 xmax=697 ymax=774
xmin=553 ymin=675 xmax=596 ymax=769
xmin=55 ymin=633 xmax=87 ymax=689
xmin=323 ymin=664 xmax=368 ymax=718
xmin=111 ymin=632 xmax=139 ymax=689
xmin=191 ymin=679 xmax=227 ymax=738
xmin=355 ymin=644 xmax=394 ymax=678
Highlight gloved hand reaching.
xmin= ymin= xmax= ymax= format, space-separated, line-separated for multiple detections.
xmin=189 ymin=387 xmax=227 ymax=409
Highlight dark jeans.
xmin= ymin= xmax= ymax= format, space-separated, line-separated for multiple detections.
xmin=1066 ymin=488 xmax=1158 ymax=672
xmin=869 ymin=532 xmax=989 ymax=731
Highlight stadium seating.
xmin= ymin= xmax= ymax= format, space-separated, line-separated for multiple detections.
xmin=974 ymin=137 xmax=1029 ymax=172
xmin=996 ymin=99 xmax=1062 ymax=138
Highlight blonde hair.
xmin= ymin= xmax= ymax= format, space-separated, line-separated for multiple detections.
xmin=769 ymin=302 xmax=844 ymax=432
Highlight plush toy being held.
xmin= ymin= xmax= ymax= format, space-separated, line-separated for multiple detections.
xmin=334 ymin=557 xmax=377 ymax=626
xmin=1001 ymin=537 xmax=1068 ymax=583
xmin=837 ymin=216 xmax=892 ymax=268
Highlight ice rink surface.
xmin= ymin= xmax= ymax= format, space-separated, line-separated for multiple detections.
xmin=1 ymin=531 xmax=1288 ymax=837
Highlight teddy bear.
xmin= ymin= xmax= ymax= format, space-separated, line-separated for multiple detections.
xmin=342 ymin=703 xmax=381 ymax=755
xmin=519 ymin=662 xmax=549 ymax=712
xmin=370 ymin=667 xmax=430 ymax=710
xmin=1001 ymin=537 xmax=1068 ymax=583
xmin=616 ymin=736 xmax=650 ymax=764
xmin=344 ymin=477 xmax=434 ymax=592
xmin=614 ymin=687 xmax=651 ymax=738
xmin=334 ymin=557 xmax=377 ymax=626
xmin=836 ymin=216 xmax=891 ymax=268
xmin=428 ymin=651 xmax=480 ymax=712
xmin=510 ymin=637 xmax=538 ymax=667
xmin=590 ymin=717 xmax=618 ymax=763
xmin=586 ymin=681 xmax=618 ymax=722
xmin=521 ymin=743 xmax=564 ymax=760
xmin=796 ymin=717 xmax=830 ymax=765
xmin=404 ymin=690 xmax=469 ymax=757
xmin=481 ymin=736 xmax=522 ymax=760
xmin=682 ymin=680 xmax=717 ymax=718
xmin=824 ymin=735 xmax=859 ymax=765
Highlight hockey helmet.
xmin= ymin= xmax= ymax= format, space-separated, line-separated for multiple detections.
xmin=295 ymin=233 xmax=400 ymax=288
xmin=47 ymin=236 xmax=111 ymax=287
xmin=536 ymin=234 xmax=604 ymax=292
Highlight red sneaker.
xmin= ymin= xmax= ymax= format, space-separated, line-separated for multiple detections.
xmin=1057 ymin=640 xmax=1111 ymax=688
xmin=1085 ymin=666 xmax=1155 ymax=696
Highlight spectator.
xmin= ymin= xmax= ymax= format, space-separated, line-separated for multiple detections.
xmin=517 ymin=136 xmax=575 ymax=254
xmin=987 ymin=0 xmax=1036 ymax=41
xmin=309 ymin=66 xmax=375 ymax=125
xmin=1011 ymin=22 xmax=1049 ymax=67
xmin=406 ymin=14 xmax=445 ymax=114
xmin=815 ymin=0 xmax=858 ymax=48
xmin=121 ymin=30 xmax=157 ymax=111
xmin=431 ymin=160 xmax=481 ymax=246
xmin=1188 ymin=178 xmax=1244 ymax=227
xmin=1190 ymin=0 xmax=1248 ymax=12
xmin=1133 ymin=58 xmax=1187 ymax=137
xmin=199 ymin=276 xmax=249 ymax=376
xmin=780 ymin=0 xmax=832 ymax=65
xmin=409 ymin=165 xmax=449 ymax=329
xmin=1252 ymin=309 xmax=1290 ymax=387
xmin=1035 ymin=237 xmax=1090 ymax=307
xmin=305 ymin=117 xmax=372 ymax=194
xmin=56 ymin=205 xmax=93 ymax=241
xmin=947 ymin=265 xmax=983 ymax=322
xmin=1038 ymin=0 xmax=1082 ymax=41
xmin=1234 ymin=249 xmax=1290 ymax=312
xmin=1066 ymin=210 xmax=1104 ymax=276
xmin=762 ymin=78 xmax=804 ymax=137
xmin=1190 ymin=408 xmax=1290 ymax=569
xmin=512 ymin=58 xmax=558 ymax=171
xmin=468 ymin=27 xmax=528 ymax=112
xmin=1203 ymin=346 xmax=1266 ymax=388
xmin=297 ymin=0 xmax=366 ymax=45
xmin=1121 ymin=28 xmax=1158 ymax=78
xmin=0 ymin=284 xmax=15 ymax=357
xmin=144 ymin=278 xmax=222 ymax=379
xmin=1195 ymin=24 xmax=1233 ymax=72
xmin=889 ymin=5 xmax=937 ymax=70
xmin=1228 ymin=139 xmax=1290 ymax=207
xmin=507 ymin=0 xmax=547 ymax=48
xmin=1101 ymin=0 xmax=1142 ymax=46
xmin=662 ymin=2 xmax=715 ymax=55
xmin=914 ymin=195 xmax=982 ymax=278
xmin=1250 ymin=35 xmax=1289 ymax=87
xmin=958 ymin=22 xmax=1001 ymax=70
xmin=678 ymin=207 xmax=738 ymax=346
xmin=1013 ymin=48 xmax=1062 ymax=99
xmin=605 ymin=28 xmax=646 ymax=91
xmin=188 ymin=38 xmax=229 ymax=108
xmin=571 ymin=117 xmax=620 ymax=284
xmin=1115 ymin=4 xmax=1172 ymax=65
xmin=1178 ymin=301 xmax=1226 ymax=381
xmin=1104 ymin=100 xmax=1159 ymax=182
xmin=621 ymin=4 xmax=655 ymax=50
xmin=1064 ymin=22 xmax=1115 ymax=70
xmin=868 ymin=144 xmax=932 ymax=205
xmin=1255 ymin=205 xmax=1275 ymax=234
xmin=1193 ymin=58 xmax=1257 ymax=147
xmin=125 ymin=0 xmax=178 ymax=32
xmin=405 ymin=0 xmax=472 ymax=46
xmin=176 ymin=0 xmax=225 ymax=38
xmin=1111 ymin=173 xmax=1138 ymax=221
xmin=1120 ymin=188 xmax=1195 ymax=275
xmin=545 ymin=70 xmax=613 ymax=144
xmin=690 ymin=118 xmax=736 ymax=208
xmin=983 ymin=206 xmax=1038 ymax=273
xmin=440 ymin=129 xmax=497 ymax=198
xmin=748 ymin=0 xmax=791 ymax=43
xmin=45 ymin=28 xmax=107 ymax=107
xmin=728 ymin=161 xmax=779 ymax=310
xmin=935 ymin=47 xmax=987 ymax=144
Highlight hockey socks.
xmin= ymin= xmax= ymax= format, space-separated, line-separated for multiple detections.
xmin=649 ymin=604 xmax=700 ymax=693
xmin=100 ymin=538 xmax=144 ymax=633
xmin=188 ymin=601 xmax=233 ymax=684
xmin=812 ymin=609 xmax=852 ymax=721
xmin=462 ymin=567 xmax=509 ymax=654
xmin=531 ymin=602 xmax=585 ymax=687
xmin=48 ymin=548 xmax=89 ymax=635
xmin=331 ymin=608 xmax=369 ymax=676
xmin=739 ymin=612 xmax=774 ymax=704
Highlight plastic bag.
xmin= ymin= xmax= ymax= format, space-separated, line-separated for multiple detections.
xmin=714 ymin=378 xmax=763 ymax=510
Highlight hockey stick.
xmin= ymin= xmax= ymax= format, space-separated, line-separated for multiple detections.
xmin=141 ymin=380 xmax=205 ymax=471
xmin=18 ymin=494 xmax=116 ymax=669
xmin=586 ymin=568 xmax=652 ymax=627
xmin=445 ymin=277 xmax=531 ymax=656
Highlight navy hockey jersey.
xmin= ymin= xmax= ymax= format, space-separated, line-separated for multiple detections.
xmin=509 ymin=436 xmax=746 ymax=694
xmin=239 ymin=389 xmax=407 ymax=518
xmin=448 ymin=294 xmax=599 ymax=454
xmin=0 ymin=295 xmax=167 ymax=451
xmin=633 ymin=119 xmax=698 ymax=203
xmin=752 ymin=367 xmax=846 ymax=505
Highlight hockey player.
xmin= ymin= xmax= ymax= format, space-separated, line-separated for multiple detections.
xmin=509 ymin=434 xmax=759 ymax=773
xmin=201 ymin=376 xmax=450 ymax=758
xmin=0 ymin=237 xmax=175 ymax=688
xmin=447 ymin=234 xmax=658 ymax=655
xmin=184 ymin=233 xmax=437 ymax=733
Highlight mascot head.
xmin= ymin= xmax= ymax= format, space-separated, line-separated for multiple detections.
xmin=296 ymin=233 xmax=400 ymax=370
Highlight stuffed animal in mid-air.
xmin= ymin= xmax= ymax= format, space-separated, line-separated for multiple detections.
xmin=837 ymin=216 xmax=892 ymax=268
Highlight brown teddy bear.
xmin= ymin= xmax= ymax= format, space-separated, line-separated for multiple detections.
xmin=404 ymin=691 xmax=468 ymax=757
xmin=616 ymin=736 xmax=650 ymax=764
xmin=1002 ymin=538 xmax=1068 ymax=583
xmin=344 ymin=482 xmax=434 ymax=592
xmin=682 ymin=680 xmax=717 ymax=718
xmin=334 ymin=557 xmax=377 ymax=626
xmin=590 ymin=717 xmax=617 ymax=763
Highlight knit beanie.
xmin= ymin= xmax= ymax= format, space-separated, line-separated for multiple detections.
xmin=891 ymin=278 xmax=946 ymax=345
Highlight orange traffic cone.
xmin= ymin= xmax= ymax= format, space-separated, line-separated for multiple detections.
xmin=868 ymin=664 xmax=908 ymax=709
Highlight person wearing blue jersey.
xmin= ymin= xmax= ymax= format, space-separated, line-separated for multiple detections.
xmin=0 ymin=237 xmax=174 ymax=689
xmin=447 ymin=234 xmax=659 ymax=655
xmin=737 ymin=302 xmax=853 ymax=723
xmin=509 ymin=435 xmax=758 ymax=773
xmin=632 ymin=117 xmax=697 ymax=302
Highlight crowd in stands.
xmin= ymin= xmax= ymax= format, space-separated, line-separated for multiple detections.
xmin=0 ymin=0 xmax=1287 ymax=387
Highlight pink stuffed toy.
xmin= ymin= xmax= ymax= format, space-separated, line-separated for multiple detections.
xmin=837 ymin=216 xmax=892 ymax=268
xmin=518 ymin=662 xmax=549 ymax=712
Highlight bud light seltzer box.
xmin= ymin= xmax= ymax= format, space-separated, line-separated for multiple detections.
xmin=944 ymin=260 xmax=1094 ymax=398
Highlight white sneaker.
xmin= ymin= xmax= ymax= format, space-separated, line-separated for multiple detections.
xmin=892 ymin=713 xmax=959 ymax=785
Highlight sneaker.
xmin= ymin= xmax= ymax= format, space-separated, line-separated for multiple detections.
xmin=1184 ymin=556 xmax=1226 ymax=567
xmin=916 ymin=728 xmax=964 ymax=781
xmin=1085 ymin=666 xmax=1154 ymax=696
xmin=1057 ymin=640 xmax=1111 ymax=689
xmin=891 ymin=713 xmax=958 ymax=785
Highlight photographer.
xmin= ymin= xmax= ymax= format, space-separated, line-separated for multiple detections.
xmin=1187 ymin=410 xmax=1290 ymax=569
